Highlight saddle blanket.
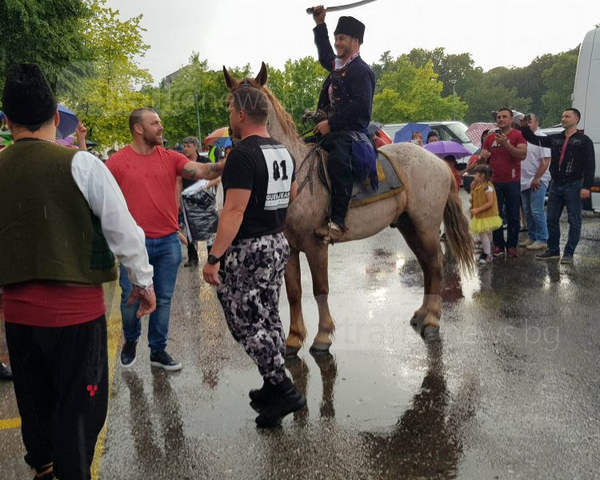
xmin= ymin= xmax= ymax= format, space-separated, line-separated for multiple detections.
xmin=349 ymin=151 xmax=405 ymax=208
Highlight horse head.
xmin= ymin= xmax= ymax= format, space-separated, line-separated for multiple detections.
xmin=222 ymin=63 xmax=305 ymax=157
xmin=223 ymin=62 xmax=268 ymax=92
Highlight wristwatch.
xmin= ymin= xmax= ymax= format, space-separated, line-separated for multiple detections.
xmin=207 ymin=254 xmax=221 ymax=265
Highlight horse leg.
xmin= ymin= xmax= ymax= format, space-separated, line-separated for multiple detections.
xmin=284 ymin=247 xmax=307 ymax=356
xmin=305 ymin=244 xmax=336 ymax=353
xmin=397 ymin=213 xmax=442 ymax=343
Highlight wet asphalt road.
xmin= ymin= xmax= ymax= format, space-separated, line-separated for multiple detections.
xmin=1 ymin=195 xmax=599 ymax=479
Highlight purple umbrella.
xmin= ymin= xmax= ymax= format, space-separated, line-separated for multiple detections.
xmin=423 ymin=140 xmax=472 ymax=159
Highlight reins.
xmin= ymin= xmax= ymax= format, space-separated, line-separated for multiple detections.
xmin=297 ymin=137 xmax=327 ymax=196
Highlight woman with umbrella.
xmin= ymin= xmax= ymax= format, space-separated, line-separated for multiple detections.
xmin=423 ymin=140 xmax=473 ymax=191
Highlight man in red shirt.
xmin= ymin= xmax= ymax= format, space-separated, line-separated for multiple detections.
xmin=107 ymin=108 xmax=223 ymax=371
xmin=480 ymin=108 xmax=527 ymax=257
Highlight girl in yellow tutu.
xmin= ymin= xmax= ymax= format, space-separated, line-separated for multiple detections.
xmin=470 ymin=165 xmax=503 ymax=264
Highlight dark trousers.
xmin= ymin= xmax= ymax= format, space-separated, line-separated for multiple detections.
xmin=5 ymin=316 xmax=109 ymax=480
xmin=322 ymin=132 xmax=355 ymax=228
xmin=546 ymin=179 xmax=583 ymax=256
xmin=492 ymin=181 xmax=521 ymax=249
xmin=217 ymin=233 xmax=290 ymax=385
xmin=187 ymin=241 xmax=199 ymax=263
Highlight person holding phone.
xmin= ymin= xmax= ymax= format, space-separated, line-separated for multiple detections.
xmin=480 ymin=108 xmax=528 ymax=257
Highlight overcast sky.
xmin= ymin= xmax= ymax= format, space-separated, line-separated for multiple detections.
xmin=105 ymin=0 xmax=600 ymax=85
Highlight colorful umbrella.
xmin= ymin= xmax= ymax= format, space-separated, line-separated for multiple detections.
xmin=466 ymin=122 xmax=496 ymax=148
xmin=56 ymin=137 xmax=76 ymax=147
xmin=393 ymin=122 xmax=431 ymax=143
xmin=204 ymin=127 xmax=230 ymax=146
xmin=0 ymin=104 xmax=79 ymax=139
xmin=213 ymin=137 xmax=232 ymax=148
xmin=423 ymin=140 xmax=472 ymax=159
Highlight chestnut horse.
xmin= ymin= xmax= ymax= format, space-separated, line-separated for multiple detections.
xmin=223 ymin=63 xmax=474 ymax=355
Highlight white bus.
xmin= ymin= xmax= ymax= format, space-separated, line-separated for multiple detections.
xmin=572 ymin=26 xmax=600 ymax=212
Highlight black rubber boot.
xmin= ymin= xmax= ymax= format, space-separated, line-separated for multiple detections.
xmin=249 ymin=380 xmax=273 ymax=412
xmin=255 ymin=378 xmax=306 ymax=428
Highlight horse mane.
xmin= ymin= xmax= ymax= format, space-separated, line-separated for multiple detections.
xmin=261 ymin=87 xmax=301 ymax=141
xmin=229 ymin=76 xmax=300 ymax=142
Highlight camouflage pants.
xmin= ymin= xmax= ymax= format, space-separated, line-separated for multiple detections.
xmin=217 ymin=233 xmax=290 ymax=385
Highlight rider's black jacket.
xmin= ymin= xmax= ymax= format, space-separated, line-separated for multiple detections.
xmin=313 ymin=23 xmax=375 ymax=133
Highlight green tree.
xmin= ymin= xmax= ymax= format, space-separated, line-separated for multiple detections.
xmin=0 ymin=0 xmax=92 ymax=91
xmin=267 ymin=57 xmax=327 ymax=128
xmin=154 ymin=55 xmax=251 ymax=145
xmin=64 ymin=0 xmax=153 ymax=148
xmin=541 ymin=52 xmax=578 ymax=126
xmin=406 ymin=47 xmax=481 ymax=98
xmin=463 ymin=77 xmax=531 ymax=124
xmin=372 ymin=57 xmax=467 ymax=123
xmin=371 ymin=50 xmax=394 ymax=86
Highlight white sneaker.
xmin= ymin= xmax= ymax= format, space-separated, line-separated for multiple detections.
xmin=526 ymin=241 xmax=548 ymax=251
xmin=519 ymin=238 xmax=534 ymax=247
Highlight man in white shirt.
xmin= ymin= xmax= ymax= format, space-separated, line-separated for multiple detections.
xmin=0 ymin=63 xmax=155 ymax=480
xmin=519 ymin=114 xmax=551 ymax=250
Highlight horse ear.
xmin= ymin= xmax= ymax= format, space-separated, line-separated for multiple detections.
xmin=223 ymin=66 xmax=238 ymax=90
xmin=255 ymin=62 xmax=268 ymax=87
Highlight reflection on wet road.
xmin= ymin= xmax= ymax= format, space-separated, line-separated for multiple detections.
xmin=1 ymin=203 xmax=599 ymax=479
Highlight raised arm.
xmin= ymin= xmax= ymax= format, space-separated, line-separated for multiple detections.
xmin=312 ymin=7 xmax=335 ymax=72
xmin=521 ymin=126 xmax=552 ymax=148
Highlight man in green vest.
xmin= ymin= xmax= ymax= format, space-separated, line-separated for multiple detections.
xmin=0 ymin=64 xmax=156 ymax=480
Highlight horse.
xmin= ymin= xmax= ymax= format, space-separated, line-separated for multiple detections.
xmin=223 ymin=63 xmax=475 ymax=355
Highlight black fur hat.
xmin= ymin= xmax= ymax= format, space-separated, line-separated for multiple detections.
xmin=1 ymin=64 xmax=57 ymax=128
xmin=334 ymin=16 xmax=365 ymax=44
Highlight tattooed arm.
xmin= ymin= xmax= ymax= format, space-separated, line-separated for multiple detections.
xmin=180 ymin=160 xmax=225 ymax=180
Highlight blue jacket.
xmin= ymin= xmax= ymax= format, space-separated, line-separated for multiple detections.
xmin=313 ymin=23 xmax=375 ymax=133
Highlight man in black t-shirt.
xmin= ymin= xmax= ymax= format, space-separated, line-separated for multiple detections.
xmin=202 ymin=85 xmax=305 ymax=428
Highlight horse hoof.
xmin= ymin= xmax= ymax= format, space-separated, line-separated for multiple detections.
xmin=410 ymin=314 xmax=425 ymax=328
xmin=422 ymin=325 xmax=440 ymax=344
xmin=309 ymin=342 xmax=331 ymax=354
xmin=285 ymin=345 xmax=300 ymax=357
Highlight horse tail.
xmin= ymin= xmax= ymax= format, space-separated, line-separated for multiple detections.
xmin=443 ymin=181 xmax=476 ymax=274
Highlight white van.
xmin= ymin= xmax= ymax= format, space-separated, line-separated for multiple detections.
xmin=572 ymin=26 xmax=600 ymax=212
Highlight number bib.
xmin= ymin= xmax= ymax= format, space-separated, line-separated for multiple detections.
xmin=261 ymin=144 xmax=293 ymax=211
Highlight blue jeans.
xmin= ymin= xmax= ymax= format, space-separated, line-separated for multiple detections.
xmin=521 ymin=183 xmax=549 ymax=242
xmin=119 ymin=232 xmax=182 ymax=354
xmin=492 ymin=181 xmax=521 ymax=249
xmin=546 ymin=179 xmax=583 ymax=256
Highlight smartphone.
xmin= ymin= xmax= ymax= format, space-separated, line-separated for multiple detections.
xmin=494 ymin=128 xmax=502 ymax=135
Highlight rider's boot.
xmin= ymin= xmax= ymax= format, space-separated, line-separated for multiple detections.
xmin=314 ymin=222 xmax=345 ymax=242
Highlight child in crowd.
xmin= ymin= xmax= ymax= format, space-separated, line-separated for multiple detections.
xmin=443 ymin=155 xmax=462 ymax=191
xmin=469 ymin=165 xmax=503 ymax=264
xmin=411 ymin=132 xmax=423 ymax=146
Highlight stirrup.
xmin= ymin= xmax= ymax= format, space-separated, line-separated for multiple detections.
xmin=314 ymin=222 xmax=345 ymax=244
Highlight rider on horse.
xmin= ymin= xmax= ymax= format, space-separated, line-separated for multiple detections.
xmin=311 ymin=6 xmax=378 ymax=242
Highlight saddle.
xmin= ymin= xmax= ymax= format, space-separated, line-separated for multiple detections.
xmin=316 ymin=149 xmax=406 ymax=208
